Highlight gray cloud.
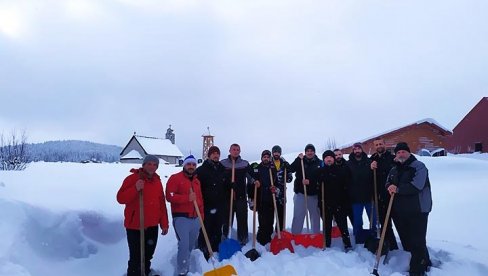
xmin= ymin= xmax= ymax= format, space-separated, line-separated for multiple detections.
xmin=1 ymin=0 xmax=487 ymax=160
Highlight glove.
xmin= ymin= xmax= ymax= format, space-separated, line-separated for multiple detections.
xmin=248 ymin=199 xmax=254 ymax=211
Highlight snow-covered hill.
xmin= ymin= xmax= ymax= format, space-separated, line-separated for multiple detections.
xmin=0 ymin=155 xmax=487 ymax=276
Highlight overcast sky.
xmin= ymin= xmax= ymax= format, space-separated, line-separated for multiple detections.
xmin=1 ymin=0 xmax=487 ymax=160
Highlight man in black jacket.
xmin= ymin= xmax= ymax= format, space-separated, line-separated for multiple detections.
xmin=370 ymin=137 xmax=399 ymax=250
xmin=248 ymin=150 xmax=283 ymax=245
xmin=196 ymin=146 xmax=226 ymax=258
xmin=333 ymin=148 xmax=353 ymax=225
xmin=347 ymin=142 xmax=376 ymax=244
xmin=387 ymin=142 xmax=432 ymax=276
xmin=318 ymin=150 xmax=352 ymax=250
xmin=288 ymin=144 xmax=321 ymax=234
xmin=221 ymin=143 xmax=255 ymax=245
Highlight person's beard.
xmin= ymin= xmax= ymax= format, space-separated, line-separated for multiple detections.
xmin=184 ymin=167 xmax=195 ymax=176
xmin=354 ymin=152 xmax=362 ymax=159
xmin=377 ymin=147 xmax=385 ymax=154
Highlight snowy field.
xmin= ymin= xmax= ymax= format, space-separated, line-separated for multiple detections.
xmin=1 ymin=153 xmax=488 ymax=276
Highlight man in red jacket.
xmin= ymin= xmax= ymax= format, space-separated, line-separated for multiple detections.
xmin=166 ymin=155 xmax=204 ymax=276
xmin=117 ymin=155 xmax=169 ymax=276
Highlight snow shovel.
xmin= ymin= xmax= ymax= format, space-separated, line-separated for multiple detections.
xmin=218 ymin=159 xmax=241 ymax=261
xmin=283 ymin=168 xmax=287 ymax=229
xmin=138 ymin=189 xmax=145 ymax=276
xmin=190 ymin=186 xmax=237 ymax=276
xmin=244 ymin=183 xmax=260 ymax=261
xmin=300 ymin=158 xmax=310 ymax=233
xmin=269 ymin=168 xmax=294 ymax=254
xmin=365 ymin=169 xmax=388 ymax=255
xmin=321 ymin=181 xmax=326 ymax=249
xmin=371 ymin=193 xmax=395 ymax=276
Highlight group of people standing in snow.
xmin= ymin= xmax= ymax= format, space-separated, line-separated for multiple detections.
xmin=117 ymin=138 xmax=433 ymax=276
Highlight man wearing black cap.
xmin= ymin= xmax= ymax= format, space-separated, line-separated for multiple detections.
xmin=288 ymin=144 xmax=321 ymax=234
xmin=387 ymin=142 xmax=432 ymax=276
xmin=195 ymin=146 xmax=226 ymax=258
xmin=271 ymin=145 xmax=293 ymax=231
xmin=347 ymin=142 xmax=376 ymax=244
xmin=248 ymin=150 xmax=284 ymax=245
xmin=318 ymin=150 xmax=352 ymax=250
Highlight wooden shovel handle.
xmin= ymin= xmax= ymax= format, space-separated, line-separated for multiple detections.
xmin=269 ymin=168 xmax=281 ymax=239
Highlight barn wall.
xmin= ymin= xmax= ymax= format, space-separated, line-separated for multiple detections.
xmin=342 ymin=122 xmax=450 ymax=155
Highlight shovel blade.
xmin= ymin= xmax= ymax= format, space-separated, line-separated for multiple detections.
xmin=203 ymin=264 xmax=237 ymax=276
xmin=331 ymin=226 xmax=341 ymax=238
xmin=293 ymin=233 xmax=324 ymax=249
xmin=218 ymin=238 xmax=241 ymax=261
xmin=244 ymin=248 xmax=260 ymax=261
xmin=270 ymin=236 xmax=294 ymax=254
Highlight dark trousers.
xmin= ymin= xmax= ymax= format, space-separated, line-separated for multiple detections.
xmin=392 ymin=212 xmax=431 ymax=274
xmin=257 ymin=202 xmax=275 ymax=245
xmin=198 ymin=205 xmax=224 ymax=257
xmin=378 ymin=200 xmax=398 ymax=250
xmin=126 ymin=226 xmax=158 ymax=276
xmin=275 ymin=202 xmax=285 ymax=232
xmin=321 ymin=205 xmax=351 ymax=247
xmin=222 ymin=197 xmax=249 ymax=245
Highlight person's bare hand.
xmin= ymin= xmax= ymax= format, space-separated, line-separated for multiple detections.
xmin=135 ymin=180 xmax=144 ymax=191
xmin=388 ymin=185 xmax=397 ymax=195
xmin=161 ymin=228 xmax=169 ymax=235
xmin=189 ymin=191 xmax=196 ymax=202
xmin=371 ymin=161 xmax=377 ymax=170
xmin=302 ymin=179 xmax=310 ymax=185
xmin=254 ymin=180 xmax=261 ymax=188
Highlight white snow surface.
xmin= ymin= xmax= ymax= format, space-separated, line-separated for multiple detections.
xmin=1 ymin=155 xmax=487 ymax=276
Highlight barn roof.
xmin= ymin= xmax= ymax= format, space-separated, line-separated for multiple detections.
xmin=341 ymin=118 xmax=452 ymax=149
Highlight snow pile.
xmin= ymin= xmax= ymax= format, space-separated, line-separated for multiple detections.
xmin=1 ymin=155 xmax=488 ymax=275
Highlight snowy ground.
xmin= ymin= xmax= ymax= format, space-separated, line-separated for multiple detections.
xmin=1 ymin=154 xmax=488 ymax=276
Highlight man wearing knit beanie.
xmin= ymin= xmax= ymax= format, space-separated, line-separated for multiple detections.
xmin=196 ymin=146 xmax=226 ymax=258
xmin=143 ymin=154 xmax=159 ymax=166
xmin=287 ymin=144 xmax=321 ymax=234
xmin=386 ymin=142 xmax=433 ymax=275
xmin=318 ymin=150 xmax=352 ymax=250
xmin=166 ymin=155 xmax=204 ymax=275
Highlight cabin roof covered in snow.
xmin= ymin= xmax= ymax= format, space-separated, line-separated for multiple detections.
xmin=121 ymin=149 xmax=143 ymax=159
xmin=135 ymin=136 xmax=183 ymax=157
xmin=341 ymin=118 xmax=452 ymax=148
xmin=121 ymin=135 xmax=184 ymax=158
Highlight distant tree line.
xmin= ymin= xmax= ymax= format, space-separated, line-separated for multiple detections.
xmin=27 ymin=140 xmax=122 ymax=163
xmin=0 ymin=130 xmax=122 ymax=170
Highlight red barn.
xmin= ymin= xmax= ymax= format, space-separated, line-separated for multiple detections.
xmin=447 ymin=97 xmax=488 ymax=153
xmin=341 ymin=118 xmax=452 ymax=155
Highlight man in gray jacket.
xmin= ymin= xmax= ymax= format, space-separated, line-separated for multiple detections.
xmin=386 ymin=142 xmax=432 ymax=276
